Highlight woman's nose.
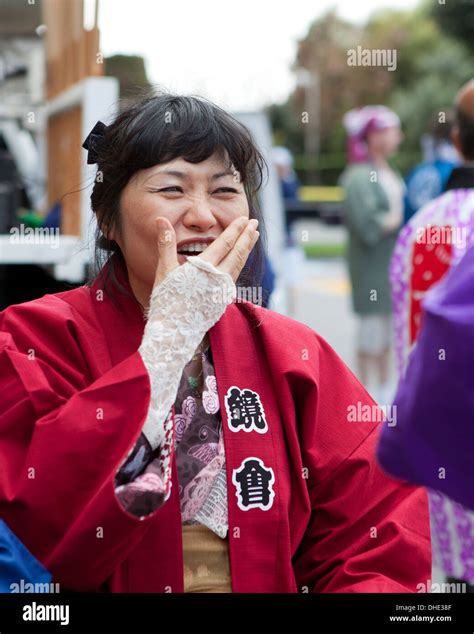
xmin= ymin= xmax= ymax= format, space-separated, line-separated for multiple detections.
xmin=182 ymin=198 xmax=217 ymax=230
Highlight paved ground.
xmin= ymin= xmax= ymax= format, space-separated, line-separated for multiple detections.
xmin=293 ymin=256 xmax=357 ymax=369
xmin=284 ymin=219 xmax=356 ymax=367
xmin=286 ymin=246 xmax=398 ymax=398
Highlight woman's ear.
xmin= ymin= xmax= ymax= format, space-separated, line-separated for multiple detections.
xmin=107 ymin=225 xmax=122 ymax=250
xmin=98 ymin=217 xmax=115 ymax=242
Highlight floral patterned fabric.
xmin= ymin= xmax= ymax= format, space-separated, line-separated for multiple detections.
xmin=115 ymin=335 xmax=228 ymax=538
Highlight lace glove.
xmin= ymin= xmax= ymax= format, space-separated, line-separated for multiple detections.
xmin=115 ymin=256 xmax=236 ymax=514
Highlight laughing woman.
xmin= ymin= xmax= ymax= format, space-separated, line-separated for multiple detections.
xmin=0 ymin=93 xmax=430 ymax=593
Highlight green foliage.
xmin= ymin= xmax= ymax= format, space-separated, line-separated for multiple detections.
xmin=430 ymin=0 xmax=474 ymax=53
xmin=303 ymin=243 xmax=345 ymax=259
xmin=271 ymin=3 xmax=474 ymax=184
xmin=267 ymin=98 xmax=304 ymax=156
xmin=391 ymin=37 xmax=474 ymax=159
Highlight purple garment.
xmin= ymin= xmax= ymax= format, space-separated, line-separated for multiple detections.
xmin=377 ymin=244 xmax=474 ymax=511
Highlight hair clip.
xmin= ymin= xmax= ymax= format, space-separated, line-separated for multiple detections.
xmin=82 ymin=120 xmax=107 ymax=164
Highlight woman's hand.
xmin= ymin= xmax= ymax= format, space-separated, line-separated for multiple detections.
xmin=138 ymin=215 xmax=259 ymax=456
xmin=153 ymin=215 xmax=259 ymax=289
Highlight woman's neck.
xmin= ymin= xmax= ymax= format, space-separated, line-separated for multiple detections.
xmin=368 ymin=152 xmax=389 ymax=168
xmin=127 ymin=269 xmax=152 ymax=313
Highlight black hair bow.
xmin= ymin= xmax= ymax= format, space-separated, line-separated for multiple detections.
xmin=82 ymin=120 xmax=107 ymax=164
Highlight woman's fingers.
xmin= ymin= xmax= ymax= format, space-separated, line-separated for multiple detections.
xmin=218 ymin=219 xmax=259 ymax=281
xmin=153 ymin=215 xmax=258 ymax=290
xmin=199 ymin=216 xmax=250 ymax=267
xmin=154 ymin=217 xmax=179 ymax=287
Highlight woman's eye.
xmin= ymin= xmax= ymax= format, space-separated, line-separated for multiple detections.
xmin=214 ymin=187 xmax=238 ymax=194
xmin=158 ymin=186 xmax=183 ymax=193
xmin=148 ymin=186 xmax=238 ymax=194
xmin=147 ymin=186 xmax=183 ymax=193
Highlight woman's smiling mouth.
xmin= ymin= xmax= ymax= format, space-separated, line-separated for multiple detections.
xmin=176 ymin=237 xmax=216 ymax=258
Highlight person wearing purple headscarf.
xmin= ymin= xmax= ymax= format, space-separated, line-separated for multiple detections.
xmin=340 ymin=106 xmax=404 ymax=404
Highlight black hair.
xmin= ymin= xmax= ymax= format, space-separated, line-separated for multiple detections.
xmin=87 ymin=88 xmax=269 ymax=300
xmin=428 ymin=110 xmax=455 ymax=143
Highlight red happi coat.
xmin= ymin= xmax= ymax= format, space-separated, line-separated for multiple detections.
xmin=0 ymin=266 xmax=431 ymax=593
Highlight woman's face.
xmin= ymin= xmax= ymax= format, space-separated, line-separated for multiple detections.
xmin=111 ymin=151 xmax=250 ymax=294
xmin=368 ymin=126 xmax=403 ymax=157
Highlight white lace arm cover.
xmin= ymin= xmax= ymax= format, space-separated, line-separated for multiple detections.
xmin=134 ymin=255 xmax=236 ymax=502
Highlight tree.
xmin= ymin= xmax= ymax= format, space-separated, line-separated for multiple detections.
xmin=274 ymin=4 xmax=474 ymax=183
xmin=430 ymin=0 xmax=474 ymax=54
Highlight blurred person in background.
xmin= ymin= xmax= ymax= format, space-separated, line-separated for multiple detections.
xmin=380 ymin=78 xmax=474 ymax=592
xmin=272 ymin=146 xmax=300 ymax=204
xmin=404 ymin=112 xmax=459 ymax=224
xmin=340 ymin=106 xmax=404 ymax=403
xmin=272 ymin=146 xmax=303 ymax=317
